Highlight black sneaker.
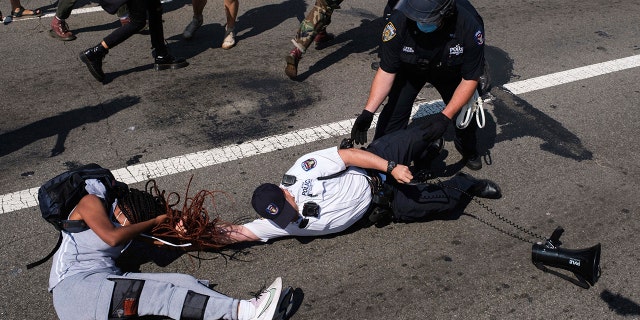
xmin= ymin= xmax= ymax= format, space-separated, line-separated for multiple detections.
xmin=154 ymin=55 xmax=188 ymax=71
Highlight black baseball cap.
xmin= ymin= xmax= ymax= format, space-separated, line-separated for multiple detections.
xmin=251 ymin=183 xmax=299 ymax=229
xmin=395 ymin=0 xmax=454 ymax=23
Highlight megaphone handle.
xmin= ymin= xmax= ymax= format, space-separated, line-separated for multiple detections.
xmin=547 ymin=226 xmax=565 ymax=248
xmin=534 ymin=259 xmax=591 ymax=289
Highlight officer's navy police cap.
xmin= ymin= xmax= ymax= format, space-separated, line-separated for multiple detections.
xmin=251 ymin=183 xmax=299 ymax=229
xmin=395 ymin=0 xmax=455 ymax=23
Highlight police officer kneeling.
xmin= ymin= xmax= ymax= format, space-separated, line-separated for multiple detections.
xmin=351 ymin=0 xmax=488 ymax=170
xmin=223 ymin=126 xmax=501 ymax=244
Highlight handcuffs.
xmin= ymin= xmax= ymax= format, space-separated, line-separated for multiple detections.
xmin=456 ymin=90 xmax=485 ymax=129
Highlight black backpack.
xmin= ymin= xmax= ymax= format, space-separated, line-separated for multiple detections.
xmin=27 ymin=163 xmax=128 ymax=269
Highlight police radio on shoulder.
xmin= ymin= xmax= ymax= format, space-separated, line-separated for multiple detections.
xmin=386 ymin=161 xmax=397 ymax=175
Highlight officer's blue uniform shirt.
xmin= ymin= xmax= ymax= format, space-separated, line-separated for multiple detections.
xmin=380 ymin=0 xmax=485 ymax=80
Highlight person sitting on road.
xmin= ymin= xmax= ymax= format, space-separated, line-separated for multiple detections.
xmin=218 ymin=124 xmax=501 ymax=244
xmin=48 ymin=178 xmax=285 ymax=320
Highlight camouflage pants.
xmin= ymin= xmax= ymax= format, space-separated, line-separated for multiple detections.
xmin=293 ymin=0 xmax=343 ymax=52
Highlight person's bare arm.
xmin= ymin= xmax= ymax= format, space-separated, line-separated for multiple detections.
xmin=338 ymin=148 xmax=413 ymax=183
xmin=441 ymin=78 xmax=478 ymax=119
xmin=364 ymin=68 xmax=397 ymax=113
xmin=223 ymin=224 xmax=260 ymax=243
xmin=73 ymin=195 xmax=165 ymax=247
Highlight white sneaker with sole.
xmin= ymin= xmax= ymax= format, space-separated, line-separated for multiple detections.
xmin=250 ymin=277 xmax=282 ymax=320
xmin=183 ymin=17 xmax=203 ymax=39
xmin=222 ymin=27 xmax=236 ymax=49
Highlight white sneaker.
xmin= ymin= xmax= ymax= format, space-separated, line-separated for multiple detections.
xmin=182 ymin=17 xmax=203 ymax=39
xmin=222 ymin=27 xmax=236 ymax=49
xmin=250 ymin=277 xmax=282 ymax=320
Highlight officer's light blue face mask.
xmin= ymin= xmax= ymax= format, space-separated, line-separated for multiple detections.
xmin=417 ymin=22 xmax=439 ymax=33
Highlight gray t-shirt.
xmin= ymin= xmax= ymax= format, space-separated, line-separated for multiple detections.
xmin=48 ymin=179 xmax=125 ymax=292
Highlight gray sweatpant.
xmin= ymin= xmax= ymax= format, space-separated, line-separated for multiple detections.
xmin=52 ymin=271 xmax=239 ymax=319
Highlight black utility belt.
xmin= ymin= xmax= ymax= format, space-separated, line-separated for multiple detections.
xmin=365 ymin=170 xmax=386 ymax=194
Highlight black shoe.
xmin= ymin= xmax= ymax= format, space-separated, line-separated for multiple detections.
xmin=458 ymin=172 xmax=501 ymax=199
xmin=464 ymin=154 xmax=482 ymax=171
xmin=79 ymin=44 xmax=108 ymax=82
xmin=453 ymin=140 xmax=482 ymax=170
xmin=154 ymin=55 xmax=188 ymax=71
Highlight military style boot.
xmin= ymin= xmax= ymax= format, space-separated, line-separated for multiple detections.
xmin=79 ymin=44 xmax=108 ymax=82
xmin=284 ymin=47 xmax=302 ymax=79
xmin=313 ymin=30 xmax=334 ymax=49
xmin=50 ymin=17 xmax=76 ymax=41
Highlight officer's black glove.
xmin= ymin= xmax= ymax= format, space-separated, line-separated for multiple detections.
xmin=351 ymin=110 xmax=374 ymax=145
xmin=420 ymin=112 xmax=451 ymax=142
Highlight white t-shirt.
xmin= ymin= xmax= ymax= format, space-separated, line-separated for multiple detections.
xmin=243 ymin=147 xmax=372 ymax=241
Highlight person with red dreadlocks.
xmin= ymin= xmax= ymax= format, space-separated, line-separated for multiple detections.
xmin=48 ymin=179 xmax=286 ymax=320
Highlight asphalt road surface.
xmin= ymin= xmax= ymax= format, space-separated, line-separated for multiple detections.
xmin=1 ymin=0 xmax=639 ymax=319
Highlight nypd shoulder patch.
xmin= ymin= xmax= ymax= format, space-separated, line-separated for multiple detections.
xmin=475 ymin=30 xmax=484 ymax=46
xmin=382 ymin=22 xmax=397 ymax=42
xmin=301 ymin=158 xmax=317 ymax=171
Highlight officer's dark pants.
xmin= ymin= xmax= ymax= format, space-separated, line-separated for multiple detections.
xmin=390 ymin=176 xmax=475 ymax=222
xmin=374 ymin=68 xmax=479 ymax=158
xmin=367 ymin=126 xmax=476 ymax=221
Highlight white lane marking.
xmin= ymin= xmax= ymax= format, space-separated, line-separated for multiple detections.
xmin=14 ymin=6 xmax=104 ymax=20
xmin=7 ymin=0 xmax=168 ymax=20
xmin=503 ymin=55 xmax=640 ymax=94
xmin=1 ymin=55 xmax=639 ymax=214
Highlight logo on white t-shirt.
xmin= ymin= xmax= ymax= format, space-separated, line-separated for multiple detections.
xmin=301 ymin=179 xmax=315 ymax=197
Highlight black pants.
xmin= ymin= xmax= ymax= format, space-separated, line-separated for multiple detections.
xmin=374 ymin=68 xmax=479 ymax=157
xmin=366 ymin=126 xmax=475 ymax=221
xmin=103 ymin=0 xmax=166 ymax=55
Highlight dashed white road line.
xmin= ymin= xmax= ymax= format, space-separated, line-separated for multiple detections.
xmin=1 ymin=55 xmax=639 ymax=214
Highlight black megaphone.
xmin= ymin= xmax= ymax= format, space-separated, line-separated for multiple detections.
xmin=531 ymin=226 xmax=601 ymax=288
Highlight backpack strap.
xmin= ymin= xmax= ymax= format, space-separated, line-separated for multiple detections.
xmin=26 ymin=220 xmax=89 ymax=270
xmin=26 ymin=232 xmax=63 ymax=270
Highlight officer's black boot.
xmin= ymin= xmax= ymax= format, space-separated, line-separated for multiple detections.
xmin=454 ymin=138 xmax=482 ymax=171
xmin=79 ymin=44 xmax=108 ymax=82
